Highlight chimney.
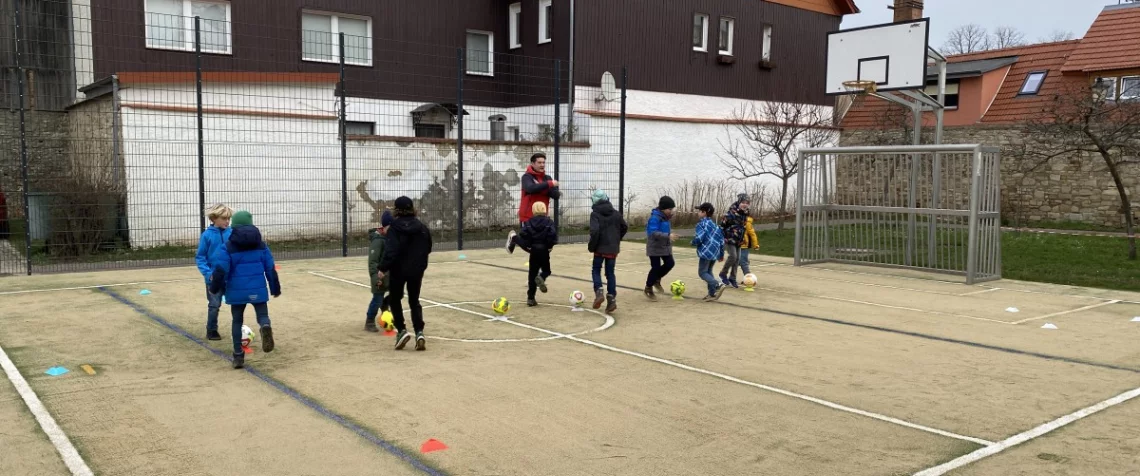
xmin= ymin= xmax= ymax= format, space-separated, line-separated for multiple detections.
xmin=893 ymin=0 xmax=924 ymax=22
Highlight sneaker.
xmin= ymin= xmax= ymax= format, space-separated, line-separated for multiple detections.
xmin=720 ymin=274 xmax=731 ymax=286
xmin=394 ymin=330 xmax=411 ymax=350
xmin=714 ymin=284 xmax=727 ymax=300
xmin=605 ymin=294 xmax=617 ymax=313
xmin=232 ymin=353 xmax=245 ymax=369
xmin=729 ymin=278 xmax=739 ymax=289
xmin=536 ymin=275 xmax=548 ymax=293
xmin=415 ymin=332 xmax=426 ymax=351
xmin=653 ymin=281 xmax=665 ymax=295
xmin=506 ymin=231 xmax=517 ymax=254
xmin=593 ymin=288 xmax=605 ymax=310
xmin=644 ymin=286 xmax=657 ymax=301
xmin=206 ymin=329 xmax=222 ymax=341
xmin=527 ymin=298 xmax=538 ymax=307
xmin=703 ymin=295 xmax=718 ymax=302
xmin=364 ymin=320 xmax=379 ymax=333
xmin=260 ymin=326 xmax=275 ymax=353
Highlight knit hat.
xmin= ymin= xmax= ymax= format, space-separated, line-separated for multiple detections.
xmin=380 ymin=210 xmax=394 ymax=228
xmin=532 ymin=201 xmax=548 ymax=216
xmin=231 ymin=210 xmax=253 ymax=227
xmin=394 ymin=196 xmax=414 ymax=212
xmin=737 ymin=193 xmax=751 ymax=203
xmin=591 ymin=189 xmax=609 ymax=205
xmin=658 ymin=196 xmax=676 ymax=210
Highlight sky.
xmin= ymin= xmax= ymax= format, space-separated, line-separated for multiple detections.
xmin=840 ymin=0 xmax=1111 ymax=50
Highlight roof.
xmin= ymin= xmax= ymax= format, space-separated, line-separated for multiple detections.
xmin=1062 ymin=2 xmax=1140 ymax=73
xmin=766 ymin=0 xmax=859 ymax=16
xmin=925 ymin=56 xmax=1018 ymax=80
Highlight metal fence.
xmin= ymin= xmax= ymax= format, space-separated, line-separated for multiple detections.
xmin=0 ymin=1 xmax=627 ymax=275
xmin=794 ymin=144 xmax=1002 ymax=284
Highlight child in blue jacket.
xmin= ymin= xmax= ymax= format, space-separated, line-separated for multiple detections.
xmin=209 ymin=210 xmax=281 ymax=369
xmin=195 ymin=204 xmax=232 ymax=341
xmin=643 ymin=196 xmax=677 ymax=301
xmin=691 ymin=202 xmax=727 ymax=301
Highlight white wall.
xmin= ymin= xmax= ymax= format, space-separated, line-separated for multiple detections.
xmin=72 ymin=0 xmax=94 ymax=94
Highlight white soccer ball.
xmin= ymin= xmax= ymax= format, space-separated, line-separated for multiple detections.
xmin=742 ymin=274 xmax=758 ymax=288
xmin=570 ymin=290 xmax=586 ymax=306
xmin=241 ymin=325 xmax=255 ymax=347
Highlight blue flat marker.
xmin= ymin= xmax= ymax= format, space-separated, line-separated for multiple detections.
xmin=45 ymin=367 xmax=69 ymax=376
xmin=458 ymin=254 xmax=467 ymax=260
xmin=139 ymin=289 xmax=151 ymax=296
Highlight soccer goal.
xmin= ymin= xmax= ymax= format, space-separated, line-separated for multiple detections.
xmin=794 ymin=144 xmax=1002 ymax=284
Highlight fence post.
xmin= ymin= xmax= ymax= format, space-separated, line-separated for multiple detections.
xmin=906 ymin=102 xmax=921 ymax=267
xmin=966 ymin=147 xmax=983 ymax=284
xmin=339 ymin=32 xmax=348 ymax=257
xmin=619 ymin=67 xmax=627 ymax=215
xmin=195 ymin=17 xmax=206 ymax=232
xmin=456 ymin=49 xmax=465 ymax=250
xmin=15 ymin=0 xmax=31 ymax=275
xmin=793 ymin=152 xmax=807 ymax=266
xmin=553 ymin=59 xmax=561 ymax=230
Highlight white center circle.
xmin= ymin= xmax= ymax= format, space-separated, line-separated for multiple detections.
xmin=430 ymin=302 xmax=614 ymax=343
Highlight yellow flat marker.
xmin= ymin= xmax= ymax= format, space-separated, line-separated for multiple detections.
xmin=80 ymin=365 xmax=96 ymax=375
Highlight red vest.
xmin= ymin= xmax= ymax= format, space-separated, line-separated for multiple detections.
xmin=518 ymin=166 xmax=551 ymax=223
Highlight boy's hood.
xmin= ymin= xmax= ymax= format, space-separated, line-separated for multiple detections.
xmin=206 ymin=225 xmax=227 ymax=236
xmin=391 ymin=216 xmax=427 ymax=234
xmin=229 ymin=225 xmax=263 ymax=251
xmin=369 ymin=228 xmax=384 ymax=241
xmin=592 ymin=200 xmax=615 ymax=217
xmin=652 ymin=209 xmax=670 ymax=220
xmin=529 ymin=215 xmax=555 ymax=229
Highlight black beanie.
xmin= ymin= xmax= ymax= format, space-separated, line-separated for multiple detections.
xmin=658 ymin=196 xmax=676 ymax=210
xmin=394 ymin=196 xmax=414 ymax=212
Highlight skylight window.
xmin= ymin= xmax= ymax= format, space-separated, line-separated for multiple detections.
xmin=1018 ymin=71 xmax=1047 ymax=96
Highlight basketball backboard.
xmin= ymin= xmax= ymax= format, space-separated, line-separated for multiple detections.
xmin=825 ymin=19 xmax=930 ymax=96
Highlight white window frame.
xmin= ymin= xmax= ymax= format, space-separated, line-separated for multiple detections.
xmin=301 ymin=10 xmax=373 ymax=67
xmin=538 ymin=0 xmax=552 ymax=44
xmin=144 ymin=0 xmax=232 ymax=54
xmin=718 ymin=17 xmax=734 ymax=56
xmin=1018 ymin=71 xmax=1047 ymax=96
xmin=1121 ymin=76 xmax=1140 ymax=100
xmin=466 ymin=30 xmax=495 ymax=77
xmin=509 ymin=3 xmax=522 ymax=49
xmin=693 ymin=13 xmax=709 ymax=52
xmin=762 ymin=25 xmax=773 ymax=62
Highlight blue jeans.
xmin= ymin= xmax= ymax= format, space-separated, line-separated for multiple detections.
xmin=698 ymin=258 xmax=719 ymax=297
xmin=365 ymin=292 xmax=387 ymax=322
xmin=592 ymin=256 xmax=617 ymax=296
xmin=739 ymin=249 xmax=751 ymax=275
xmin=205 ymin=285 xmax=222 ymax=332
xmin=231 ymin=302 xmax=270 ymax=355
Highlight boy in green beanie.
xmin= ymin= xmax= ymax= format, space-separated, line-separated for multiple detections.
xmin=209 ymin=210 xmax=281 ymax=369
xmin=587 ymin=190 xmax=627 ymax=313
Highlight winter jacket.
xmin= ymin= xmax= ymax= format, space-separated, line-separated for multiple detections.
xmin=367 ymin=228 xmax=389 ymax=294
xmin=379 ymin=216 xmax=433 ymax=277
xmin=195 ymin=225 xmax=232 ymax=284
xmin=740 ymin=216 xmax=760 ymax=250
xmin=692 ymin=217 xmax=725 ymax=261
xmin=517 ymin=215 xmax=558 ymax=253
xmin=720 ymin=202 xmax=746 ymax=245
xmin=518 ymin=165 xmax=561 ymax=223
xmin=588 ymin=200 xmax=628 ymax=256
xmin=645 ymin=208 xmax=673 ymax=257
xmin=209 ymin=225 xmax=281 ymax=305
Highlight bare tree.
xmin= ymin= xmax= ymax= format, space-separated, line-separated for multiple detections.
xmin=1039 ymin=29 xmax=1075 ymax=43
xmin=989 ymin=26 xmax=1026 ymax=49
xmin=718 ymin=102 xmax=837 ymax=230
xmin=1021 ymin=80 xmax=1140 ymax=259
xmin=942 ymin=24 xmax=990 ymax=55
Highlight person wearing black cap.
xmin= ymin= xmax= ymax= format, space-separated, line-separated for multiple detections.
xmin=365 ymin=210 xmax=393 ymax=332
xmin=377 ymin=196 xmax=433 ymax=351
xmin=643 ymin=195 xmax=678 ymax=301
xmin=691 ymin=202 xmax=727 ymax=301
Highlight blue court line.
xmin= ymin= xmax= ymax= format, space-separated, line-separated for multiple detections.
xmin=98 ymin=287 xmax=447 ymax=476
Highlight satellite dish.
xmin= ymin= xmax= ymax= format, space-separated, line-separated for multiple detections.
xmin=599 ymin=71 xmax=617 ymax=101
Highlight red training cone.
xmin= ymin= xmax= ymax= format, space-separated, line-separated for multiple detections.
xmin=242 ymin=345 xmax=254 ymax=354
xmin=420 ymin=439 xmax=448 ymax=453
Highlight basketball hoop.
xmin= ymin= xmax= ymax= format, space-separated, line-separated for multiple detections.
xmin=842 ymin=80 xmax=877 ymax=96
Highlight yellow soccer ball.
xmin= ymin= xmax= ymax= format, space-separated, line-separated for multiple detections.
xmin=380 ymin=311 xmax=395 ymax=331
xmin=670 ymin=280 xmax=686 ymax=297
xmin=492 ymin=297 xmax=511 ymax=315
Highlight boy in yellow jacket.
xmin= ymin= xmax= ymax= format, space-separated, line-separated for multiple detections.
xmin=739 ymin=210 xmax=760 ymax=275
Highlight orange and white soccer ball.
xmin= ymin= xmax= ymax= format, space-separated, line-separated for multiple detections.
xmin=569 ymin=290 xmax=586 ymax=307
xmin=240 ymin=325 xmax=255 ymax=347
xmin=742 ymin=274 xmax=758 ymax=288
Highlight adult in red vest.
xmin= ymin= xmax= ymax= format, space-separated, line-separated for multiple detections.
xmin=507 ymin=152 xmax=560 ymax=253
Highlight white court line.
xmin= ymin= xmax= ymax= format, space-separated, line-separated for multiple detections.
xmin=407 ymin=291 xmax=994 ymax=446
xmin=913 ymin=384 xmax=1140 ymax=475
xmin=1011 ymin=300 xmax=1121 ymax=325
xmin=0 ymin=343 xmax=94 ymax=476
xmin=960 ymin=288 xmax=1002 ymax=296
xmin=976 ymin=285 xmax=1140 ymax=305
xmin=755 ymin=267 xmax=961 ymax=296
xmin=756 ymin=287 xmax=1015 ymax=325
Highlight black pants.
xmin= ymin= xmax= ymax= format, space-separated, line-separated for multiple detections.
xmin=646 ymin=255 xmax=676 ymax=287
xmin=387 ymin=272 xmax=425 ymax=333
xmin=527 ymin=249 xmax=552 ymax=299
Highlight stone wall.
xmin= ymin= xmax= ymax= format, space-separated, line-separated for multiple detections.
xmin=841 ymin=125 xmax=1140 ymax=228
xmin=0 ymin=110 xmax=70 ymax=218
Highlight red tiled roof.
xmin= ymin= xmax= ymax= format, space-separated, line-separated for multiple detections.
xmin=1062 ymin=3 xmax=1140 ymax=73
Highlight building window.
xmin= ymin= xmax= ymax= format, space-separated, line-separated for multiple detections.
xmin=1018 ymin=71 xmax=1047 ymax=96
xmin=1094 ymin=77 xmax=1118 ymax=101
xmin=509 ymin=3 xmax=522 ymax=49
xmin=762 ymin=25 xmax=773 ymax=62
xmin=718 ymin=17 xmax=734 ymax=56
xmin=414 ymin=124 xmax=446 ymax=138
xmin=489 ymin=115 xmax=507 ymax=141
xmin=692 ymin=13 xmax=708 ymax=52
xmin=302 ymin=11 xmax=372 ymax=66
xmin=924 ymin=80 xmax=960 ymax=109
xmin=466 ymin=30 xmax=494 ymax=76
xmin=144 ymin=0 xmax=231 ymax=54
xmin=507 ymin=126 xmax=520 ymax=141
xmin=1121 ymin=76 xmax=1140 ymax=101
xmin=345 ymin=121 xmax=374 ymax=136
xmin=538 ymin=0 xmax=552 ymax=44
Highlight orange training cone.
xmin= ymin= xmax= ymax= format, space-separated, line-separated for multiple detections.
xmin=420 ymin=439 xmax=448 ymax=453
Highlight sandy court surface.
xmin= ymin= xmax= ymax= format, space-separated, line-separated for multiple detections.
xmin=0 ymin=360 xmax=70 ymax=476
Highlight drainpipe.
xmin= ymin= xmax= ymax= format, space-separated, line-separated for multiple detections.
xmin=566 ymin=0 xmax=575 ymax=141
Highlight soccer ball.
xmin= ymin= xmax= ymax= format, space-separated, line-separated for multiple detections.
xmin=492 ymin=297 xmax=511 ymax=315
xmin=670 ymin=280 xmax=686 ymax=297
xmin=240 ymin=325 xmax=255 ymax=347
xmin=380 ymin=310 xmax=395 ymax=331
xmin=569 ymin=290 xmax=586 ymax=307
xmin=742 ymin=273 xmax=758 ymax=288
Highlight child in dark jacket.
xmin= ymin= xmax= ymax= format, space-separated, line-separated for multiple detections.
xmin=377 ymin=196 xmax=433 ymax=351
xmin=517 ymin=201 xmax=558 ymax=307
xmin=365 ymin=211 xmax=393 ymax=332
xmin=643 ymin=196 xmax=678 ymax=301
xmin=209 ymin=210 xmax=281 ymax=369
xmin=719 ymin=194 xmax=750 ymax=288
xmin=195 ymin=204 xmax=232 ymax=341
xmin=588 ymin=190 xmax=628 ymax=313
